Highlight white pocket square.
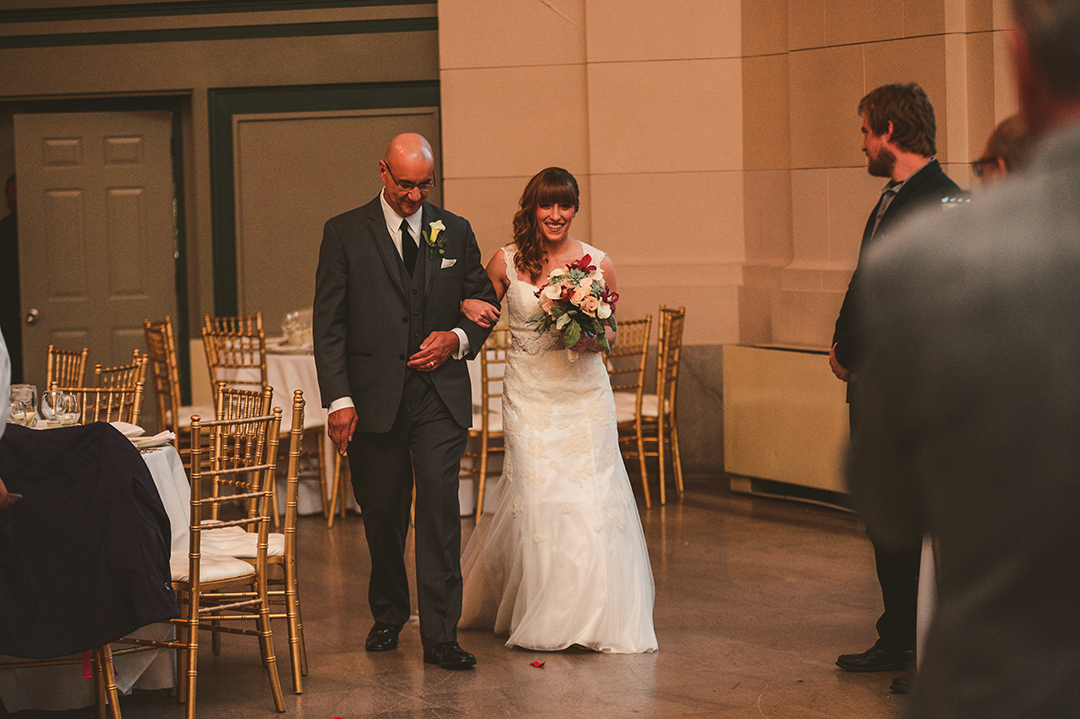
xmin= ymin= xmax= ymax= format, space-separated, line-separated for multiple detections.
xmin=441 ymin=258 xmax=457 ymax=269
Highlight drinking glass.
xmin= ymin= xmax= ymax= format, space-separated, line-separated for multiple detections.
xmin=41 ymin=389 xmax=65 ymax=426
xmin=56 ymin=393 xmax=82 ymax=426
xmin=10 ymin=384 xmax=37 ymax=424
xmin=8 ymin=398 xmax=35 ymax=427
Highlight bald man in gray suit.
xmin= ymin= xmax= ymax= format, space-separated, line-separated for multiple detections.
xmin=313 ymin=134 xmax=497 ymax=669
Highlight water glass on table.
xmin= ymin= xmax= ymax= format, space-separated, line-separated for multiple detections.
xmin=56 ymin=393 xmax=81 ymax=426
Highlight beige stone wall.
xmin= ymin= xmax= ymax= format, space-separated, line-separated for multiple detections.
xmin=0 ymin=0 xmax=1020 ymax=476
xmin=438 ymin=0 xmax=1018 ymax=475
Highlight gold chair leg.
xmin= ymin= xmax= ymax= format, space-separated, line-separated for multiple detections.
xmin=657 ymin=413 xmax=667 ymax=506
xmin=184 ymin=605 xmax=199 ymax=719
xmin=211 ymin=618 xmax=222 ymax=654
xmin=95 ymin=645 xmax=122 ymax=719
xmin=635 ymin=422 xmax=651 ymax=509
xmin=328 ymin=452 xmax=341 ymax=528
xmin=284 ymin=556 xmax=304 ymax=693
xmin=257 ymin=591 xmax=286 ymax=712
xmin=670 ymin=415 xmax=684 ymax=495
xmin=474 ymin=437 xmax=488 ymax=525
xmin=316 ymin=428 xmax=329 ymax=518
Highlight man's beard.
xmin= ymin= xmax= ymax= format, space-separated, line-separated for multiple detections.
xmin=867 ymin=146 xmax=896 ymax=178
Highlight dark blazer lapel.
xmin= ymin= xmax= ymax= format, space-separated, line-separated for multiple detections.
xmin=878 ymin=160 xmax=940 ymax=229
xmin=367 ymin=200 xmax=408 ymax=302
xmin=422 ymin=204 xmax=439 ymax=297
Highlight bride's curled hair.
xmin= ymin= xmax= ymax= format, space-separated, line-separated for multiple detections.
xmin=512 ymin=167 xmax=580 ymax=283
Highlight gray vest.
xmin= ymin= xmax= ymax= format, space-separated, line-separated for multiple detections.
xmin=404 ymin=236 xmax=429 ymax=360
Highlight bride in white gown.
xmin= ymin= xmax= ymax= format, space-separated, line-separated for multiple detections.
xmin=459 ymin=167 xmax=657 ymax=654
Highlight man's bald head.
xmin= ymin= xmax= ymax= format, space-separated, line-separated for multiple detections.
xmin=380 ymin=133 xmax=436 ymax=217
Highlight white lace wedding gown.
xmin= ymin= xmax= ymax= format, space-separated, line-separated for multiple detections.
xmin=460 ymin=244 xmax=658 ymax=654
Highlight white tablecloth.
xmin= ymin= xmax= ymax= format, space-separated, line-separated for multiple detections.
xmin=0 ymin=447 xmax=181 ymax=712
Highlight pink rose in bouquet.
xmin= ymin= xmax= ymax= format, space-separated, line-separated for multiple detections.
xmin=527 ymin=254 xmax=618 ymax=352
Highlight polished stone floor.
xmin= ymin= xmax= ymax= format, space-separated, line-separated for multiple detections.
xmin=3 ymin=475 xmax=907 ymax=718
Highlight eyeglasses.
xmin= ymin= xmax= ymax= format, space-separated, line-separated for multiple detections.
xmin=383 ymin=163 xmax=436 ymax=192
xmin=970 ymin=156 xmax=1000 ymax=178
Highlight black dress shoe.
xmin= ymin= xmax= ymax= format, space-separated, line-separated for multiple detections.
xmin=836 ymin=646 xmax=912 ymax=672
xmin=365 ymin=622 xmax=402 ymax=652
xmin=890 ymin=672 xmax=913 ymax=694
xmin=423 ymin=641 xmax=477 ymax=669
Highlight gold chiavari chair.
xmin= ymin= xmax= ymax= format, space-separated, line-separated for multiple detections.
xmin=117 ymin=410 xmax=286 ymax=719
xmin=639 ymin=305 xmax=686 ymax=505
xmin=202 ymin=322 xmax=267 ymax=395
xmin=145 ymin=317 xmax=218 ymax=461
xmin=94 ymin=351 xmax=149 ymax=389
xmin=205 ymin=314 xmax=333 ymax=525
xmin=458 ymin=327 xmax=510 ymax=524
xmin=46 ymin=345 xmax=89 ymax=389
xmin=607 ymin=316 xmax=654 ymax=508
xmin=50 ymin=383 xmax=145 ymax=425
xmin=201 ymin=389 xmax=309 ymax=693
xmin=204 ymin=311 xmax=263 ymax=335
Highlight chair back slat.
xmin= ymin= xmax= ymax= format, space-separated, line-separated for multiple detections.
xmin=202 ymin=317 xmax=268 ymax=405
xmin=94 ymin=351 xmax=149 ymax=389
xmin=46 ymin=346 xmax=89 ymax=389
xmin=50 ymin=383 xmax=145 ymax=425
xmin=607 ymin=316 xmax=652 ymax=397
xmin=144 ymin=317 xmax=182 ymax=437
xmin=657 ymin=305 xmax=686 ymax=414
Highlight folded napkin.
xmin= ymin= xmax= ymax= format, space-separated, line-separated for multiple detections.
xmin=110 ymin=421 xmax=146 ymax=438
xmin=132 ymin=431 xmax=176 ymax=449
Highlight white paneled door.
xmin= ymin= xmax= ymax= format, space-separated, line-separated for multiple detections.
xmin=14 ymin=111 xmax=176 ymax=392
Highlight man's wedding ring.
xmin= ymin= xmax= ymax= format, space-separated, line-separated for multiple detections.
xmin=429 ymin=361 xmax=434 ymax=367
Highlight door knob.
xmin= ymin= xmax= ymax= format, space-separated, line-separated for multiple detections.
xmin=25 ymin=309 xmax=39 ymax=324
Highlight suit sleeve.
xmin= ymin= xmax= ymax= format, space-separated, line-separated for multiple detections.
xmin=455 ymin=219 xmax=499 ymax=361
xmin=312 ymin=219 xmax=352 ymax=408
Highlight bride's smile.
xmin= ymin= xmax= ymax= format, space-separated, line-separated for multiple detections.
xmin=537 ymin=202 xmax=577 ymax=243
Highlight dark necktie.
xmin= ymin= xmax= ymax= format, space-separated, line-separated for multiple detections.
xmin=400 ymin=219 xmax=417 ymax=277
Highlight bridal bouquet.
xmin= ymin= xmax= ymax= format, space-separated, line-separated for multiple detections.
xmin=527 ymin=254 xmax=619 ymax=353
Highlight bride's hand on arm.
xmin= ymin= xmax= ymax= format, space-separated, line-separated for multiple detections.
xmin=460 ymin=250 xmax=509 ymax=328
xmin=460 ymin=299 xmax=500 ymax=327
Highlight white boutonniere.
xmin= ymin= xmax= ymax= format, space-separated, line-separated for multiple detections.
xmin=423 ymin=220 xmax=446 ymax=260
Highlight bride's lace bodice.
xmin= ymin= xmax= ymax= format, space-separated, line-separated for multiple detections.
xmin=502 ymin=244 xmax=607 ymax=357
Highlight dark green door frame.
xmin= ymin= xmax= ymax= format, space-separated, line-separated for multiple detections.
xmin=206 ymin=79 xmax=441 ymax=317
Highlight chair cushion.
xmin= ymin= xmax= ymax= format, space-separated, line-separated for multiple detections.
xmin=200 ymin=524 xmax=285 ymax=558
xmin=170 ymin=551 xmax=257 ymax=583
xmin=612 ymin=392 xmax=660 ymax=422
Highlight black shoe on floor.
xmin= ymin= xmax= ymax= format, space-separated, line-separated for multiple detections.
xmin=890 ymin=672 xmax=913 ymax=694
xmin=365 ymin=622 xmax=402 ymax=652
xmin=423 ymin=641 xmax=477 ymax=669
xmin=836 ymin=646 xmax=912 ymax=672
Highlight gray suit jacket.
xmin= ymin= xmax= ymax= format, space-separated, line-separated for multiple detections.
xmin=849 ymin=121 xmax=1080 ymax=718
xmin=312 ymin=195 xmax=497 ymax=433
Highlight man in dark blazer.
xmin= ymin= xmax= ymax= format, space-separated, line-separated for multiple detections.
xmin=848 ymin=2 xmax=1080 ymax=712
xmin=313 ymin=133 xmax=498 ymax=669
xmin=830 ymin=84 xmax=960 ymax=682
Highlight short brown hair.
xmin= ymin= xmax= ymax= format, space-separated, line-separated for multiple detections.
xmin=858 ymin=83 xmax=937 ymax=157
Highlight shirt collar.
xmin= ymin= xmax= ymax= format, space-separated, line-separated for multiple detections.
xmin=882 ymin=157 xmax=934 ymax=196
xmin=380 ymin=189 xmax=423 ymax=238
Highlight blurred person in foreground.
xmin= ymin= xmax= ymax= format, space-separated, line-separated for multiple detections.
xmin=0 ymin=328 xmax=9 ymax=509
xmin=971 ymin=114 xmax=1032 ymax=183
xmin=848 ymin=0 xmax=1080 ymax=715
xmin=832 ymin=83 xmax=960 ymax=679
